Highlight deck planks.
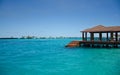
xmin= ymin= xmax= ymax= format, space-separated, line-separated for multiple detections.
xmin=66 ymin=41 xmax=120 ymax=48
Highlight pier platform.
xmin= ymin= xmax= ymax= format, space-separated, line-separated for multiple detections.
xmin=65 ymin=41 xmax=80 ymax=47
xmin=66 ymin=25 xmax=120 ymax=48
xmin=66 ymin=41 xmax=120 ymax=48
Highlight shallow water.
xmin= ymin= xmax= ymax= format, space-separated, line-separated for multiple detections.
xmin=0 ymin=39 xmax=120 ymax=75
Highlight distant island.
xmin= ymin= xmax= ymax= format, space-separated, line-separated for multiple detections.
xmin=0 ymin=36 xmax=81 ymax=39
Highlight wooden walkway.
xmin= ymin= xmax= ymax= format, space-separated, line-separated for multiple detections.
xmin=65 ymin=41 xmax=120 ymax=48
xmin=65 ymin=41 xmax=80 ymax=47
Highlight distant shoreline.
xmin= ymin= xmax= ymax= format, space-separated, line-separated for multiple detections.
xmin=0 ymin=37 xmax=81 ymax=39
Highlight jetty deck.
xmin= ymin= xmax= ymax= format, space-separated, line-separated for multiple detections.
xmin=66 ymin=25 xmax=120 ymax=48
xmin=66 ymin=40 xmax=120 ymax=48
xmin=65 ymin=41 xmax=80 ymax=47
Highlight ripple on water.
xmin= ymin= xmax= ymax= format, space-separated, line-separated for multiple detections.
xmin=0 ymin=39 xmax=120 ymax=75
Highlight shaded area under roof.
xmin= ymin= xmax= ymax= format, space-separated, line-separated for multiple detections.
xmin=81 ymin=25 xmax=120 ymax=32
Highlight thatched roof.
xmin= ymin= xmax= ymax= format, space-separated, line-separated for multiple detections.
xmin=81 ymin=25 xmax=120 ymax=32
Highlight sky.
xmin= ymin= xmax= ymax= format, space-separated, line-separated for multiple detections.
xmin=0 ymin=0 xmax=120 ymax=37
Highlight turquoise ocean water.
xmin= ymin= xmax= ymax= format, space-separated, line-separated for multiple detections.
xmin=0 ymin=39 xmax=120 ymax=75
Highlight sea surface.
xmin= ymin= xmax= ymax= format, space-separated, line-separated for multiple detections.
xmin=0 ymin=39 xmax=120 ymax=75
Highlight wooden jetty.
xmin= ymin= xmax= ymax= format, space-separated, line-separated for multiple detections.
xmin=65 ymin=41 xmax=80 ymax=47
xmin=66 ymin=25 xmax=120 ymax=48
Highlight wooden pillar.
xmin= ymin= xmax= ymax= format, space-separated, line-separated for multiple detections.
xmin=90 ymin=32 xmax=94 ymax=41
xmin=110 ymin=32 xmax=113 ymax=41
xmin=85 ymin=32 xmax=87 ymax=41
xmin=106 ymin=32 xmax=108 ymax=41
xmin=82 ymin=32 xmax=84 ymax=41
xmin=117 ymin=32 xmax=119 ymax=47
xmin=99 ymin=32 xmax=102 ymax=41
xmin=119 ymin=32 xmax=120 ymax=41
xmin=115 ymin=32 xmax=118 ymax=41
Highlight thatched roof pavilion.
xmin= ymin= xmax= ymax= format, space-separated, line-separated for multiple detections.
xmin=81 ymin=25 xmax=120 ymax=42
